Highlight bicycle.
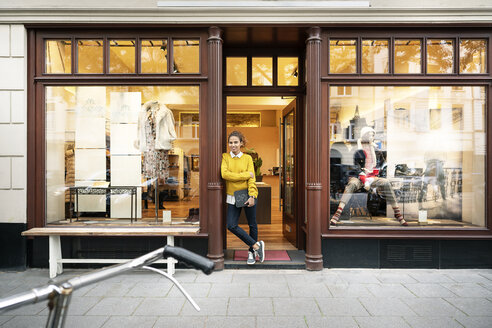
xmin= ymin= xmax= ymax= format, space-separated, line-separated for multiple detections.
xmin=0 ymin=245 xmax=214 ymax=328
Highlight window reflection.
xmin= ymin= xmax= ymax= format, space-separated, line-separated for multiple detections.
xmin=173 ymin=40 xmax=200 ymax=74
xmin=109 ymin=40 xmax=135 ymax=74
xmin=427 ymin=39 xmax=454 ymax=74
xmin=226 ymin=57 xmax=247 ymax=86
xmin=252 ymin=57 xmax=273 ymax=86
xmin=395 ymin=40 xmax=421 ymax=74
xmin=362 ymin=40 xmax=389 ymax=74
xmin=460 ymin=39 xmax=487 ymax=74
xmin=141 ymin=40 xmax=168 ymax=74
xmin=329 ymin=86 xmax=486 ymax=228
xmin=45 ymin=86 xmax=200 ymax=226
xmin=45 ymin=40 xmax=71 ymax=74
xmin=330 ymin=40 xmax=357 ymax=74
xmin=278 ymin=57 xmax=299 ymax=86
xmin=77 ymin=40 xmax=103 ymax=74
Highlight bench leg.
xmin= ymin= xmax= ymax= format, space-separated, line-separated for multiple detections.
xmin=167 ymin=235 xmax=175 ymax=276
xmin=49 ymin=235 xmax=63 ymax=278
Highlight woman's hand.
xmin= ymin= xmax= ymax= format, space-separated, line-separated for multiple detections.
xmin=249 ymin=172 xmax=254 ymax=178
xmin=245 ymin=196 xmax=255 ymax=207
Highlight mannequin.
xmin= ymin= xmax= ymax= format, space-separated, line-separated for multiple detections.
xmin=330 ymin=126 xmax=408 ymax=226
xmin=136 ymin=100 xmax=177 ymax=210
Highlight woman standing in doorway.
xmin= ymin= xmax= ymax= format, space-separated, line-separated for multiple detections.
xmin=221 ymin=131 xmax=265 ymax=265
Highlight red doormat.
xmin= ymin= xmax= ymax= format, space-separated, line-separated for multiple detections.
xmin=234 ymin=250 xmax=291 ymax=261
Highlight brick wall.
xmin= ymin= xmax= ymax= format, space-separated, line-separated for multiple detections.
xmin=0 ymin=24 xmax=26 ymax=224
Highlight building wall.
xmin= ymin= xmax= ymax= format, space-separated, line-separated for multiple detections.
xmin=0 ymin=24 xmax=26 ymax=225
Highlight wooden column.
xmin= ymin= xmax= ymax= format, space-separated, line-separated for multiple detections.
xmin=305 ymin=27 xmax=324 ymax=271
xmin=206 ymin=26 xmax=224 ymax=270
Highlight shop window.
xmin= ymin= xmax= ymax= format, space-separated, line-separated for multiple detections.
xmin=109 ymin=40 xmax=136 ymax=74
xmin=172 ymin=40 xmax=200 ymax=74
xmin=226 ymin=57 xmax=247 ymax=86
xmin=329 ymin=39 xmax=357 ymax=74
xmin=394 ymin=40 xmax=421 ymax=74
xmin=45 ymin=40 xmax=71 ymax=74
xmin=45 ymin=85 xmax=200 ymax=226
xmin=77 ymin=40 xmax=103 ymax=74
xmin=252 ymin=57 xmax=273 ymax=86
xmin=277 ymin=57 xmax=299 ymax=86
xmin=427 ymin=39 xmax=454 ymax=74
xmin=362 ymin=40 xmax=389 ymax=74
xmin=141 ymin=40 xmax=168 ymax=74
xmin=337 ymin=86 xmax=352 ymax=96
xmin=460 ymin=39 xmax=487 ymax=74
xmin=329 ymin=86 xmax=486 ymax=228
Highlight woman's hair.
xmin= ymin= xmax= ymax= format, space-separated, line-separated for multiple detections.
xmin=228 ymin=130 xmax=246 ymax=147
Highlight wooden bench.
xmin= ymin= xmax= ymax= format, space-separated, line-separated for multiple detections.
xmin=22 ymin=227 xmax=200 ymax=278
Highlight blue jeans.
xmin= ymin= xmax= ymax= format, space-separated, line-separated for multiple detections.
xmin=226 ymin=204 xmax=258 ymax=253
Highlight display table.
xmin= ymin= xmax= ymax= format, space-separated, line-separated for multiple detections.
xmin=239 ymin=182 xmax=271 ymax=224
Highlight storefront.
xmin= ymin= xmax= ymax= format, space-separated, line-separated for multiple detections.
xmin=0 ymin=1 xmax=491 ymax=270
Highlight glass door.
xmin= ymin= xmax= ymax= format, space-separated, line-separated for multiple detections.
xmin=282 ymin=100 xmax=296 ymax=246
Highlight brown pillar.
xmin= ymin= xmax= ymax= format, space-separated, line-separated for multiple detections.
xmin=305 ymin=27 xmax=324 ymax=271
xmin=206 ymin=26 xmax=225 ymax=270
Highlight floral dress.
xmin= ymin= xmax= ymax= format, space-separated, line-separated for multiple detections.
xmin=142 ymin=110 xmax=169 ymax=180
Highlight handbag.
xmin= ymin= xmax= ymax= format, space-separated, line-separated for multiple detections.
xmin=234 ymin=189 xmax=250 ymax=208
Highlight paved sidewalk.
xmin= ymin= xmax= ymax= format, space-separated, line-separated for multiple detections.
xmin=1 ymin=268 xmax=492 ymax=327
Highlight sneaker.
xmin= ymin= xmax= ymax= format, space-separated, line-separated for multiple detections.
xmin=256 ymin=241 xmax=265 ymax=263
xmin=247 ymin=251 xmax=256 ymax=265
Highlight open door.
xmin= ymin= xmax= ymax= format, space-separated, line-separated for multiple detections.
xmin=281 ymin=99 xmax=297 ymax=246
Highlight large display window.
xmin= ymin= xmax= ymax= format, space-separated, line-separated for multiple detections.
xmin=329 ymin=86 xmax=486 ymax=228
xmin=45 ymin=85 xmax=200 ymax=226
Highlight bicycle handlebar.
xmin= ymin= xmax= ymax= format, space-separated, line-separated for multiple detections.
xmin=162 ymin=245 xmax=214 ymax=275
xmin=0 ymin=245 xmax=214 ymax=313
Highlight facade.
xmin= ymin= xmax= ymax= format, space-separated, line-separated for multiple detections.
xmin=1 ymin=1 xmax=492 ymax=271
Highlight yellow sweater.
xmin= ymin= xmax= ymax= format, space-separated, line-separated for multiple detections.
xmin=221 ymin=153 xmax=258 ymax=198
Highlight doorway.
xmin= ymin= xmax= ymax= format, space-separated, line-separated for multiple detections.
xmin=225 ymin=96 xmax=299 ymax=252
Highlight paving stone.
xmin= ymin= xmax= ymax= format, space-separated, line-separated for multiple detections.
xmin=403 ymin=316 xmax=463 ymax=328
xmin=305 ymin=316 xmax=359 ymax=328
xmin=354 ymin=316 xmax=410 ymax=328
xmin=0 ymin=316 xmax=13 ymax=325
xmin=63 ymin=315 xmax=108 ymax=328
xmin=283 ymin=273 xmax=310 ymax=284
xmin=445 ymin=272 xmax=492 ymax=284
xmin=403 ymin=283 xmax=457 ymax=297
xmin=2 ymin=301 xmax=47 ymax=315
xmin=195 ymin=271 xmax=233 ymax=283
xmin=441 ymin=283 xmax=492 ymax=298
xmin=250 ymin=282 xmax=290 ymax=297
xmin=320 ymin=271 xmax=345 ymax=284
xmin=206 ymin=316 xmax=256 ymax=328
xmin=126 ymin=282 xmax=173 ymax=297
xmin=166 ymin=283 xmax=211 ymax=298
xmin=408 ymin=272 xmax=455 ymax=283
xmin=39 ymin=296 xmax=101 ymax=316
xmin=133 ymin=298 xmax=185 ymax=316
xmin=359 ymin=297 xmax=415 ymax=316
xmin=365 ymin=283 xmax=416 ymax=298
xmin=444 ymin=297 xmax=492 ymax=316
xmin=232 ymin=271 xmax=287 ymax=283
xmin=376 ymin=273 xmax=418 ymax=284
xmin=228 ymin=297 xmax=273 ymax=316
xmin=454 ymin=316 xmax=492 ymax=328
xmin=84 ymin=282 xmax=136 ymax=297
xmin=326 ymin=284 xmax=371 ymax=297
xmin=288 ymin=282 xmax=331 ymax=297
xmin=478 ymin=271 xmax=492 ymax=282
xmin=86 ymin=297 xmax=143 ymax=316
xmin=316 ymin=297 xmax=369 ymax=316
xmin=180 ymin=297 xmax=228 ymax=316
xmin=154 ymin=316 xmax=206 ymax=328
xmin=1 ymin=315 xmax=48 ymax=328
xmin=208 ymin=283 xmax=249 ymax=297
xmin=101 ymin=315 xmax=157 ymax=328
xmin=273 ymin=298 xmax=321 ymax=316
xmin=172 ymin=269 xmax=199 ymax=283
xmin=339 ymin=272 xmax=381 ymax=284
xmin=256 ymin=316 xmax=307 ymax=328
xmin=401 ymin=298 xmax=465 ymax=316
